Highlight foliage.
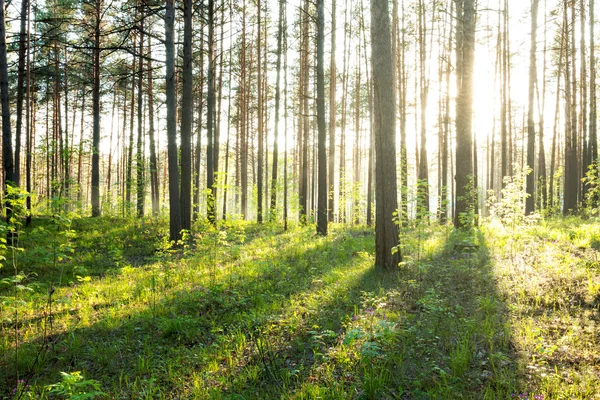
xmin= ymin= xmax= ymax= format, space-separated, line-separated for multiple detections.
xmin=1 ymin=216 xmax=599 ymax=399
xmin=487 ymin=168 xmax=534 ymax=228
xmin=44 ymin=371 xmax=107 ymax=399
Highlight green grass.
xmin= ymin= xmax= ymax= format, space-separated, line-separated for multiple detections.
xmin=0 ymin=215 xmax=599 ymax=399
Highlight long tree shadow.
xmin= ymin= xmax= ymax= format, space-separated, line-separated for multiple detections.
xmin=0 ymin=224 xmax=372 ymax=396
xmin=226 ymin=227 xmax=518 ymax=399
xmin=1 ymin=224 xmax=519 ymax=399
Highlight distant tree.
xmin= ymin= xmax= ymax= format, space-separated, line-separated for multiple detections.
xmin=91 ymin=0 xmax=102 ymax=217
xmin=165 ymin=0 xmax=182 ymax=241
xmin=269 ymin=0 xmax=284 ymax=221
xmin=525 ymin=0 xmax=539 ymax=215
xmin=371 ymin=0 xmax=400 ymax=269
xmin=0 ymin=0 xmax=13 ymax=211
xmin=454 ymin=0 xmax=475 ymax=228
xmin=327 ymin=0 xmax=336 ymax=223
xmin=563 ymin=0 xmax=578 ymax=215
xmin=316 ymin=0 xmax=327 ymax=236
xmin=181 ymin=0 xmax=193 ymax=228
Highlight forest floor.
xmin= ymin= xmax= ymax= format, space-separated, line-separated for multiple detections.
xmin=0 ymin=215 xmax=599 ymax=399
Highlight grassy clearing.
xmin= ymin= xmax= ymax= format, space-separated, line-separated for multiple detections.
xmin=0 ymin=216 xmax=599 ymax=398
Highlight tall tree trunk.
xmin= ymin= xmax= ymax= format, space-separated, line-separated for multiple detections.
xmin=206 ymin=0 xmax=216 ymax=224
xmin=147 ymin=36 xmax=159 ymax=215
xmin=136 ymin=4 xmax=145 ymax=217
xmin=165 ymin=0 xmax=182 ymax=241
xmin=537 ymin=0 xmax=548 ymax=210
xmin=400 ymin=0 xmax=408 ymax=225
xmin=126 ymin=37 xmax=136 ymax=215
xmin=590 ymin=0 xmax=598 ymax=166
xmin=417 ymin=0 xmax=430 ymax=215
xmin=194 ymin=8 xmax=205 ymax=219
xmin=91 ymin=0 xmax=102 ymax=216
xmin=580 ymin=0 xmax=589 ymax=202
xmin=180 ymin=0 xmax=193 ymax=228
xmin=454 ymin=0 xmax=475 ymax=228
xmin=327 ymin=0 xmax=336 ymax=223
xmin=283 ymin=11 xmax=289 ymax=229
xmin=525 ymin=0 xmax=539 ymax=214
xmin=316 ymin=0 xmax=327 ymax=235
xmin=299 ymin=0 xmax=310 ymax=223
xmin=257 ymin=0 xmax=264 ymax=223
xmin=0 ymin=0 xmax=13 ymax=210
xmin=25 ymin=0 xmax=31 ymax=225
xmin=270 ymin=0 xmax=284 ymax=220
xmin=240 ymin=0 xmax=248 ymax=219
xmin=371 ymin=0 xmax=400 ymax=269
xmin=564 ymin=0 xmax=578 ymax=214
xmin=14 ymin=0 xmax=29 ymax=187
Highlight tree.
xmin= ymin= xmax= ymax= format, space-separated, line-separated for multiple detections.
xmin=269 ymin=0 xmax=284 ymax=220
xmin=165 ymin=0 xmax=182 ymax=241
xmin=147 ymin=35 xmax=160 ymax=215
xmin=525 ymin=0 xmax=539 ymax=214
xmin=454 ymin=0 xmax=475 ymax=229
xmin=91 ymin=0 xmax=102 ymax=217
xmin=15 ymin=0 xmax=30 ymax=187
xmin=180 ymin=0 xmax=193 ymax=229
xmin=136 ymin=3 xmax=145 ymax=218
xmin=371 ymin=0 xmax=400 ymax=269
xmin=327 ymin=0 xmax=336 ymax=223
xmin=563 ymin=0 xmax=578 ymax=214
xmin=206 ymin=0 xmax=217 ymax=224
xmin=0 ymin=0 xmax=13 ymax=205
xmin=316 ymin=0 xmax=327 ymax=236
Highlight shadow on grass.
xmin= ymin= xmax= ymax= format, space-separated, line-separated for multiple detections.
xmin=0 ymin=224 xmax=372 ymax=396
xmin=1 ymin=224 xmax=518 ymax=399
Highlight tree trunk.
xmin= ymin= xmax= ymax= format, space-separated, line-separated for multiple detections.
xmin=371 ymin=0 xmax=400 ymax=269
xmin=454 ymin=0 xmax=475 ymax=229
xmin=147 ymin=36 xmax=159 ymax=215
xmin=165 ymin=0 xmax=182 ymax=241
xmin=180 ymin=0 xmax=193 ymax=228
xmin=590 ymin=0 xmax=598 ymax=166
xmin=525 ymin=0 xmax=539 ymax=214
xmin=270 ymin=0 xmax=284 ymax=220
xmin=136 ymin=4 xmax=145 ymax=218
xmin=0 ymin=0 xmax=13 ymax=210
xmin=14 ymin=0 xmax=29 ymax=187
xmin=327 ymin=0 xmax=336 ymax=223
xmin=316 ymin=0 xmax=327 ymax=235
xmin=564 ymin=0 xmax=578 ymax=214
xmin=91 ymin=0 xmax=102 ymax=217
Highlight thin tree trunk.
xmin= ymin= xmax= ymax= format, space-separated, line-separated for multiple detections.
xmin=525 ymin=0 xmax=539 ymax=214
xmin=165 ymin=0 xmax=182 ymax=241
xmin=316 ymin=0 xmax=327 ymax=235
xmin=136 ymin=4 xmax=145 ymax=217
xmin=91 ymin=0 xmax=102 ymax=217
xmin=180 ymin=0 xmax=193 ymax=228
xmin=206 ymin=0 xmax=216 ymax=224
xmin=147 ymin=36 xmax=159 ymax=215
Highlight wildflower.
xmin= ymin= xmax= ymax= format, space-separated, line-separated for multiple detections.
xmin=352 ymin=314 xmax=357 ymax=321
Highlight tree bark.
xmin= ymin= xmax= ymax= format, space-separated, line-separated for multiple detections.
xmin=180 ymin=0 xmax=193 ymax=228
xmin=316 ymin=0 xmax=327 ymax=235
xmin=525 ymin=0 xmax=539 ymax=214
xmin=454 ymin=0 xmax=475 ymax=229
xmin=371 ymin=0 xmax=400 ymax=269
xmin=165 ymin=0 xmax=182 ymax=241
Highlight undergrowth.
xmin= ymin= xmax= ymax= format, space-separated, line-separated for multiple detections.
xmin=0 ymin=214 xmax=598 ymax=399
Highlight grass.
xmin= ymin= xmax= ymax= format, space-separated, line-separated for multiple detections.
xmin=0 ymin=215 xmax=598 ymax=398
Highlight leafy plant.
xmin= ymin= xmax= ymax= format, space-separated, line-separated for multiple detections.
xmin=45 ymin=371 xmax=107 ymax=399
